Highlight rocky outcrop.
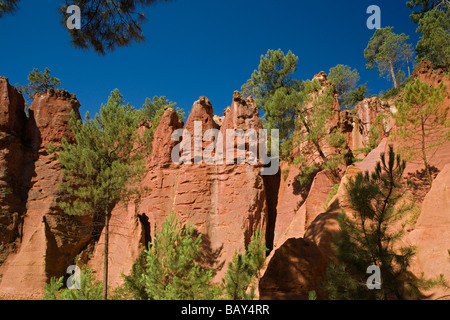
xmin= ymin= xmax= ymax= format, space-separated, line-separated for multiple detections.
xmin=0 ymin=88 xmax=92 ymax=299
xmin=0 ymin=77 xmax=27 ymax=267
xmin=407 ymin=164 xmax=450 ymax=299
xmin=259 ymin=166 xmax=361 ymax=299
xmin=0 ymin=61 xmax=448 ymax=300
xmin=87 ymin=93 xmax=269 ymax=286
xmin=345 ymin=97 xmax=394 ymax=155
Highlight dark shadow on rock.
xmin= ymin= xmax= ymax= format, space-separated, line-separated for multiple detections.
xmin=259 ymin=237 xmax=327 ymax=300
xmin=194 ymin=230 xmax=224 ymax=273
xmin=405 ymin=165 xmax=440 ymax=203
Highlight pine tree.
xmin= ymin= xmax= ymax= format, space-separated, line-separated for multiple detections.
xmin=223 ymin=229 xmax=267 ymax=300
xmin=241 ymin=49 xmax=302 ymax=158
xmin=292 ymin=80 xmax=349 ymax=185
xmin=344 ymin=83 xmax=368 ymax=110
xmin=407 ymin=0 xmax=449 ymax=23
xmin=57 ymin=89 xmax=148 ymax=300
xmin=0 ymin=0 xmax=19 ymax=18
xmin=415 ymin=9 xmax=450 ymax=69
xmin=393 ymin=78 xmax=449 ymax=186
xmin=133 ymin=214 xmax=219 ymax=300
xmin=364 ymin=27 xmax=414 ymax=89
xmin=324 ymin=145 xmax=445 ymax=299
xmin=328 ymin=64 xmax=360 ymax=107
xmin=43 ymin=266 xmax=103 ymax=300
xmin=140 ymin=95 xmax=185 ymax=123
xmin=16 ymin=67 xmax=61 ymax=106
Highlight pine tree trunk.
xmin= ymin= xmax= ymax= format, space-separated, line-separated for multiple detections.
xmin=389 ymin=61 xmax=398 ymax=89
xmin=406 ymin=57 xmax=411 ymax=78
xmin=103 ymin=211 xmax=110 ymax=300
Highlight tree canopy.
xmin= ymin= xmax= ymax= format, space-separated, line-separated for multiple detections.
xmin=324 ymin=145 xmax=445 ymax=299
xmin=328 ymin=64 xmax=360 ymax=108
xmin=0 ymin=0 xmax=175 ymax=55
xmin=364 ymin=27 xmax=414 ymax=89
xmin=393 ymin=78 xmax=449 ymax=186
xmin=415 ymin=9 xmax=450 ymax=69
xmin=407 ymin=0 xmax=449 ymax=23
xmin=58 ymin=89 xmax=149 ymax=299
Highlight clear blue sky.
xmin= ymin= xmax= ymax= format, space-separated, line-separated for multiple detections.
xmin=0 ymin=0 xmax=420 ymax=118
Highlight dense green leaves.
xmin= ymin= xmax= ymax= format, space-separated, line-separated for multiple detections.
xmin=242 ymin=49 xmax=350 ymax=171
xmin=119 ymin=216 xmax=267 ymax=300
xmin=43 ymin=266 xmax=103 ymax=300
xmin=140 ymin=95 xmax=185 ymax=124
xmin=324 ymin=146 xmax=445 ymax=299
xmin=57 ymin=89 xmax=149 ymax=299
xmin=59 ymin=89 xmax=147 ymax=218
xmin=241 ymin=49 xmax=301 ymax=156
xmin=407 ymin=0 xmax=449 ymax=23
xmin=344 ymin=83 xmax=368 ymax=109
xmin=364 ymin=27 xmax=414 ymax=88
xmin=415 ymin=9 xmax=450 ymax=69
xmin=129 ymin=214 xmax=219 ymax=300
xmin=328 ymin=64 xmax=360 ymax=107
xmin=0 ymin=0 xmax=19 ymax=18
xmin=59 ymin=0 xmax=176 ymax=55
xmin=223 ymin=229 xmax=267 ymax=300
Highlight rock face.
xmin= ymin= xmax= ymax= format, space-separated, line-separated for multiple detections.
xmin=259 ymin=166 xmax=361 ymax=299
xmin=0 ymin=61 xmax=449 ymax=300
xmin=0 ymin=77 xmax=28 ymax=267
xmin=407 ymin=164 xmax=450 ymax=299
xmin=0 ymin=87 xmax=92 ymax=299
xmin=87 ymin=92 xmax=270 ymax=286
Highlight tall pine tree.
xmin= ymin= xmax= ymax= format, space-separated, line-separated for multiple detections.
xmin=58 ymin=89 xmax=148 ymax=300
xmin=324 ymin=145 xmax=445 ymax=299
xmin=393 ymin=78 xmax=449 ymax=186
xmin=136 ymin=214 xmax=219 ymax=300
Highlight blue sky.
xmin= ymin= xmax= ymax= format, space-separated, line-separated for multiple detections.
xmin=0 ymin=0 xmax=420 ymax=118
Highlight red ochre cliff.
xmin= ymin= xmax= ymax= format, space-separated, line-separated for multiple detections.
xmin=0 ymin=60 xmax=448 ymax=299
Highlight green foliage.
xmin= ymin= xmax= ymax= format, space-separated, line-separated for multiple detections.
xmin=328 ymin=64 xmax=360 ymax=107
xmin=0 ymin=0 xmax=19 ymax=18
xmin=57 ymin=89 xmax=149 ymax=299
xmin=114 ymin=251 xmax=148 ymax=300
xmin=59 ymin=0 xmax=175 ymax=55
xmin=16 ymin=68 xmax=61 ymax=106
xmin=308 ymin=290 xmax=317 ymax=300
xmin=368 ymin=113 xmax=388 ymax=150
xmin=415 ymin=9 xmax=450 ymax=69
xmin=58 ymin=89 xmax=147 ymax=218
xmin=223 ymin=229 xmax=267 ymax=300
xmin=140 ymin=95 xmax=185 ymax=125
xmin=381 ymin=87 xmax=401 ymax=100
xmin=43 ymin=266 xmax=103 ymax=300
xmin=393 ymin=78 xmax=449 ymax=186
xmin=324 ymin=146 xmax=445 ymax=299
xmin=407 ymin=0 xmax=448 ymax=23
xmin=241 ymin=49 xmax=302 ymax=158
xmin=323 ymin=184 xmax=339 ymax=211
xmin=364 ymin=27 xmax=414 ymax=89
xmin=125 ymin=214 xmax=219 ymax=300
xmin=344 ymin=83 xmax=368 ymax=110
xmin=292 ymin=82 xmax=349 ymax=185
xmin=282 ymin=167 xmax=290 ymax=181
